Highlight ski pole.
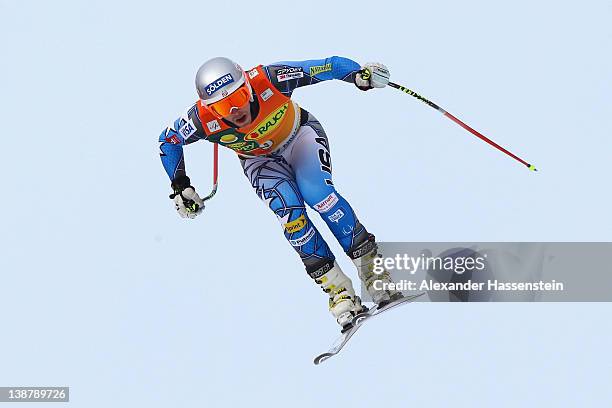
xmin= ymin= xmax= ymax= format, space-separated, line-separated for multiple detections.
xmin=202 ymin=143 xmax=219 ymax=202
xmin=386 ymin=81 xmax=537 ymax=171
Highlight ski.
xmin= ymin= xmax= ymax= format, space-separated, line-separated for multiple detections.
xmin=313 ymin=321 xmax=365 ymax=366
xmin=314 ymin=292 xmax=425 ymax=365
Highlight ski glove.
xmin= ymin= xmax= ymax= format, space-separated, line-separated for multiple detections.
xmin=354 ymin=62 xmax=390 ymax=91
xmin=170 ymin=176 xmax=204 ymax=219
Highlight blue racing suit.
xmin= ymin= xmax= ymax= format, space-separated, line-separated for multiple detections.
xmin=159 ymin=56 xmax=374 ymax=278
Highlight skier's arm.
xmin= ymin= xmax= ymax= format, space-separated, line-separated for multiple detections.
xmin=159 ymin=123 xmax=187 ymax=182
xmin=263 ymin=56 xmax=365 ymax=96
xmin=158 ymin=113 xmax=206 ymax=218
xmin=159 ymin=105 xmax=208 ymax=181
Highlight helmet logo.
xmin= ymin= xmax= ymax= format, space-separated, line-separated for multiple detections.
xmin=205 ymin=74 xmax=234 ymax=96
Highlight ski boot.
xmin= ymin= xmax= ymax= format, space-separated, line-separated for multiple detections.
xmin=350 ymin=234 xmax=403 ymax=308
xmin=313 ymin=261 xmax=367 ymax=332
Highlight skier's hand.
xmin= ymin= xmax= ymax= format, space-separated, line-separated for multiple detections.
xmin=354 ymin=62 xmax=390 ymax=91
xmin=169 ymin=176 xmax=204 ymax=219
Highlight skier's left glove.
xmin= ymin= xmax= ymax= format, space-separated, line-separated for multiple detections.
xmin=169 ymin=176 xmax=204 ymax=219
xmin=354 ymin=62 xmax=390 ymax=91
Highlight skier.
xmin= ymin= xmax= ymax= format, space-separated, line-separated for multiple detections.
xmin=158 ymin=56 xmax=402 ymax=330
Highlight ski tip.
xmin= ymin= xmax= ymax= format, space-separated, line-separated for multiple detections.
xmin=314 ymin=353 xmax=333 ymax=365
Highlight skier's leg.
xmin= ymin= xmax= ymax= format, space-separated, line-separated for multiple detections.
xmin=286 ymin=113 xmax=370 ymax=253
xmin=286 ymin=112 xmax=401 ymax=305
xmin=240 ymin=154 xmax=363 ymax=326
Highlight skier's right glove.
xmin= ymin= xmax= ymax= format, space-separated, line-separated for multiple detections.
xmin=354 ymin=62 xmax=390 ymax=91
xmin=169 ymin=176 xmax=204 ymax=219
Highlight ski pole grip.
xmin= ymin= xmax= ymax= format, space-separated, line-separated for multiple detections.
xmin=360 ymin=68 xmax=371 ymax=80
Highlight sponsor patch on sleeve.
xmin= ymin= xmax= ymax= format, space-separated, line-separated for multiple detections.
xmin=164 ymin=134 xmax=181 ymax=145
xmin=276 ymin=67 xmax=304 ymax=82
xmin=309 ymin=63 xmax=333 ymax=77
xmin=179 ymin=118 xmax=197 ymax=139
xmin=162 ymin=125 xmax=182 ymax=145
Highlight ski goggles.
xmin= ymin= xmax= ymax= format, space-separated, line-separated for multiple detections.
xmin=206 ymin=82 xmax=251 ymax=117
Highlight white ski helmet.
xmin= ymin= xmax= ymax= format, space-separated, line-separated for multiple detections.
xmin=195 ymin=57 xmax=252 ymax=111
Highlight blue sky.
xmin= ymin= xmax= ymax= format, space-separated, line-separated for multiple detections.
xmin=1 ymin=0 xmax=611 ymax=406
